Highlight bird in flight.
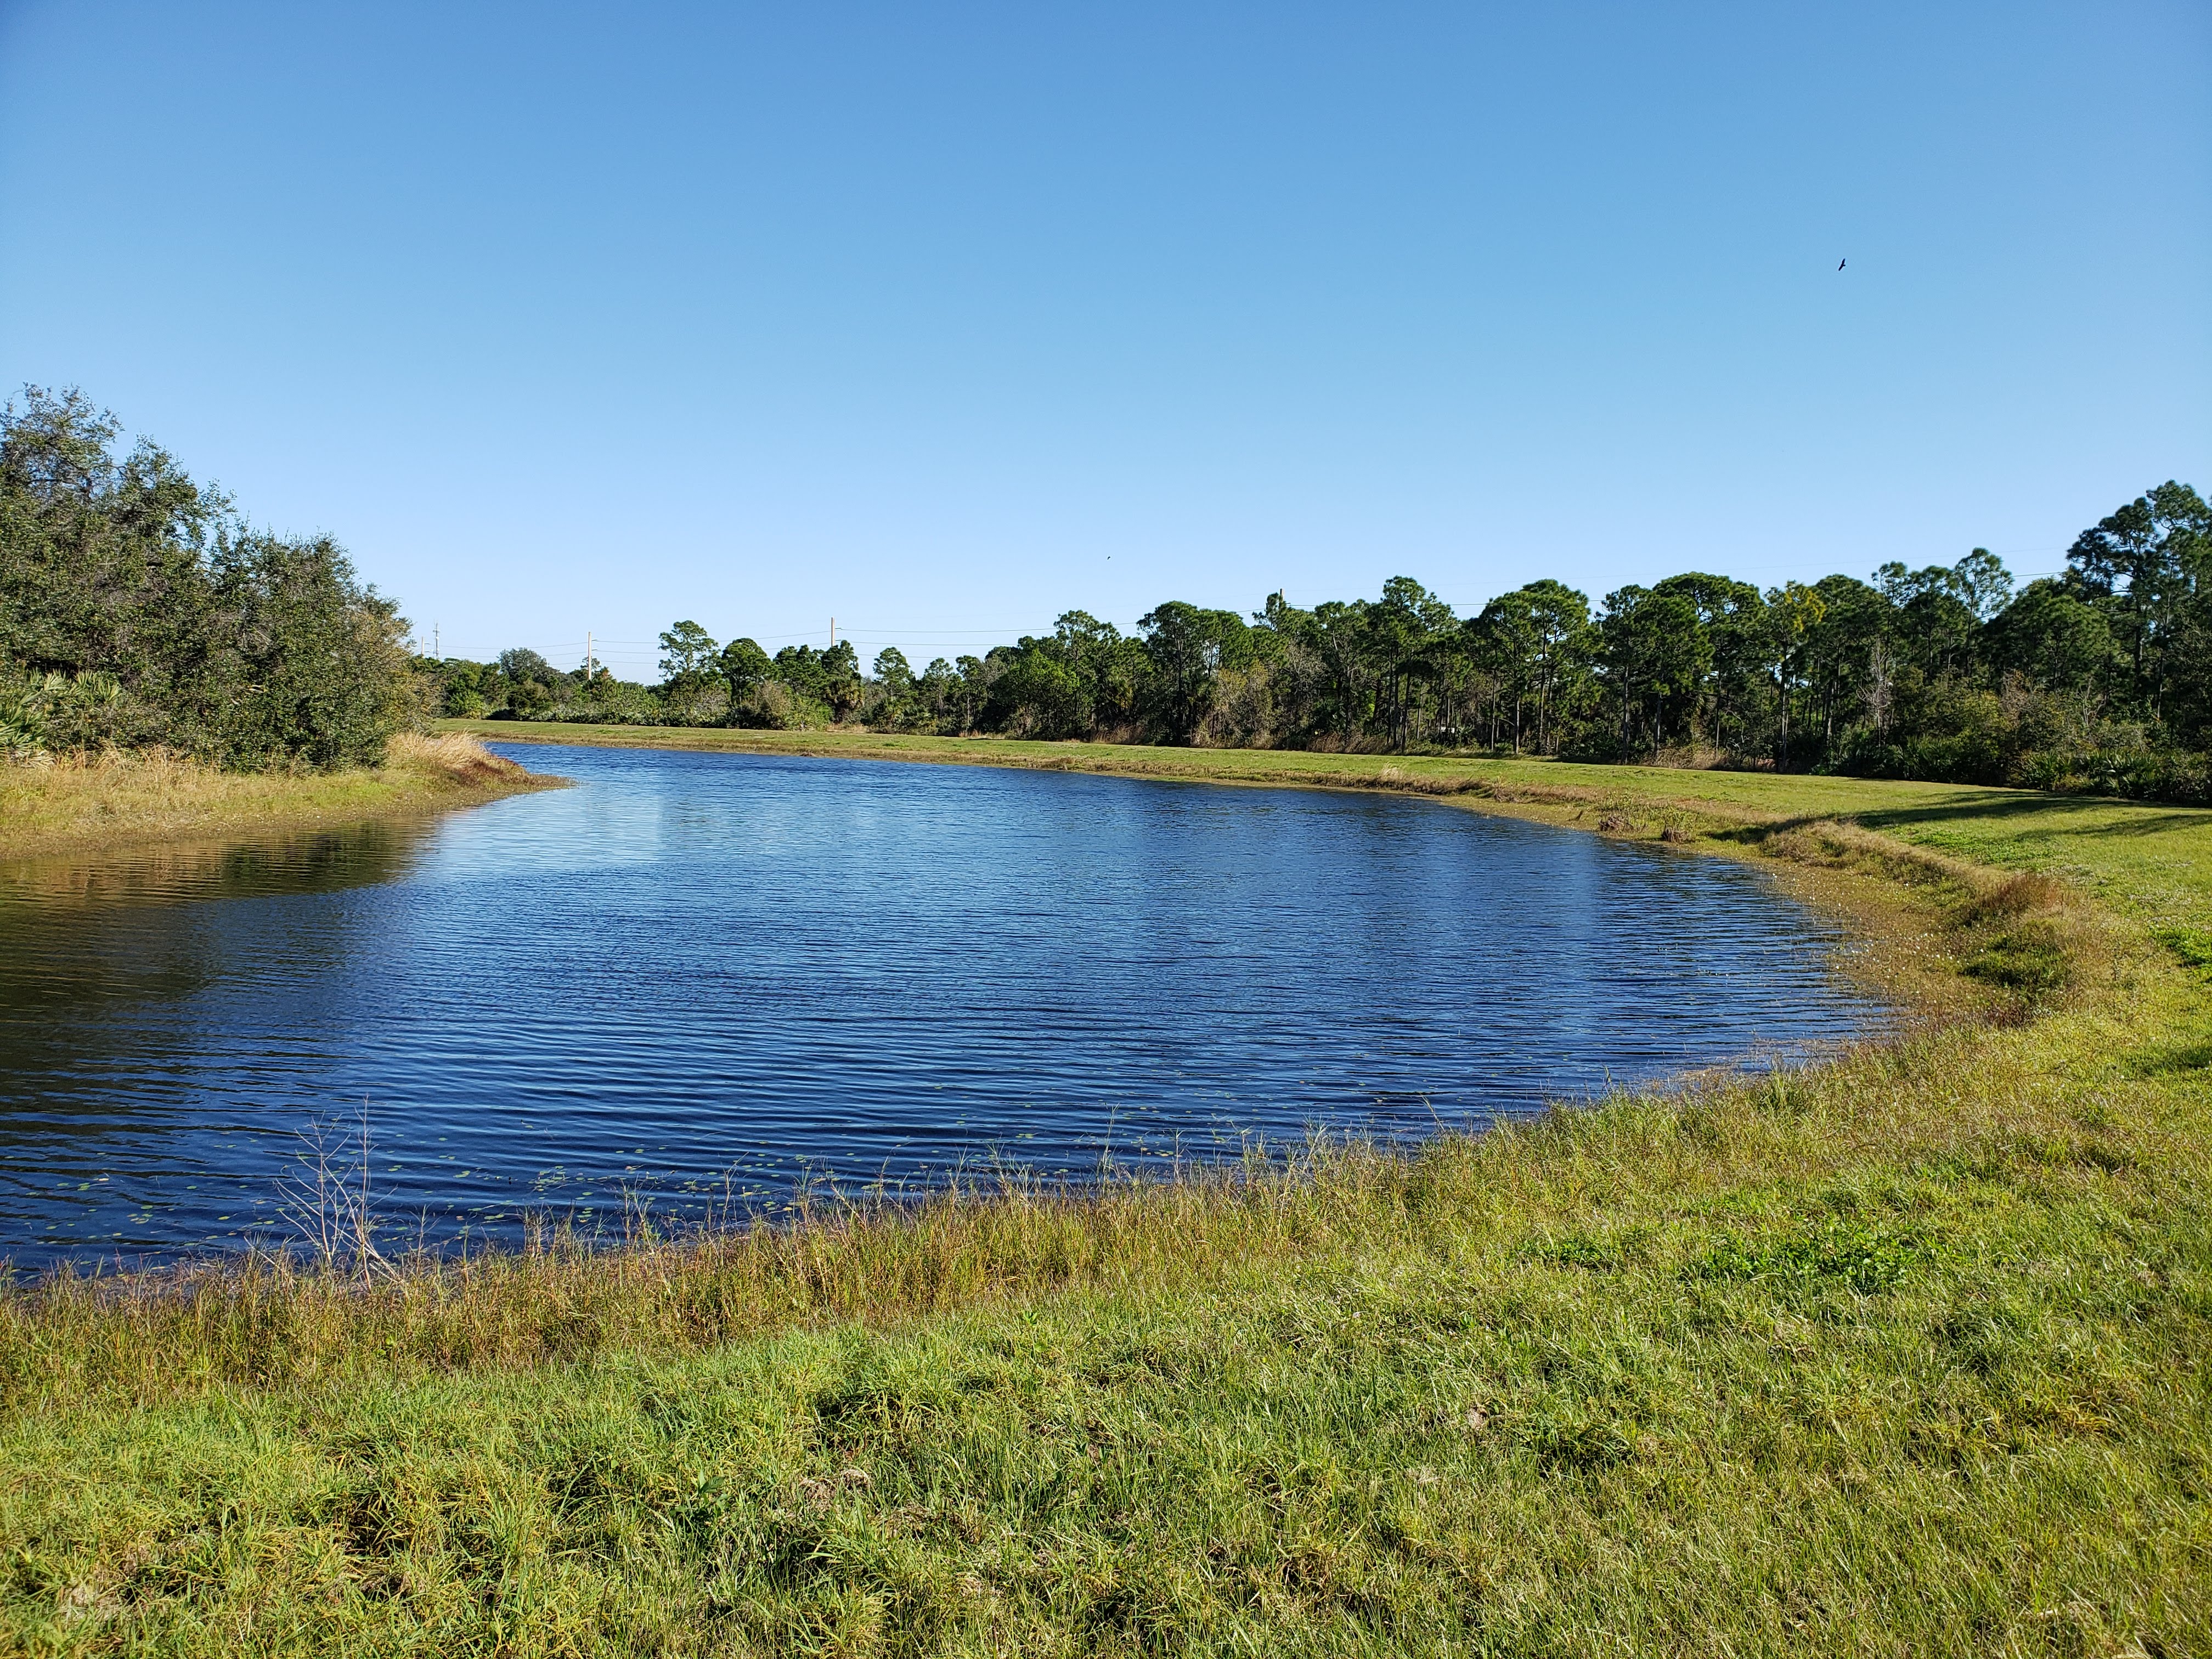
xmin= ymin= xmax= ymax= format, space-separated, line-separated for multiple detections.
xmin=1838 ymin=258 xmax=1847 ymax=269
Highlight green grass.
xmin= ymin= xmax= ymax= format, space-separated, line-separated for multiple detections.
xmin=6 ymin=735 xmax=2212 ymax=1654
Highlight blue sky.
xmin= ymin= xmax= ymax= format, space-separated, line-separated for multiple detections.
xmin=2 ymin=3 xmax=2206 ymax=681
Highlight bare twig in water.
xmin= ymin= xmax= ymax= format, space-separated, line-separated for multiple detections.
xmin=274 ymin=1099 xmax=393 ymax=1282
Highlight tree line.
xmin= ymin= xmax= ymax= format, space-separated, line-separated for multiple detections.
xmin=436 ymin=481 xmax=2211 ymax=800
xmin=10 ymin=388 xmax=2206 ymax=800
xmin=1 ymin=388 xmax=414 ymax=769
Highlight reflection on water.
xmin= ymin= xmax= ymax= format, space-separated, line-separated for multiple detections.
xmin=0 ymin=823 xmax=440 ymax=1265
xmin=0 ymin=746 xmax=1886 ymax=1268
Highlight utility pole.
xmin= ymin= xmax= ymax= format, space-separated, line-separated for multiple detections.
xmin=433 ymin=623 xmax=440 ymax=659
xmin=586 ymin=630 xmax=594 ymax=680
xmin=830 ymin=617 xmax=836 ymax=647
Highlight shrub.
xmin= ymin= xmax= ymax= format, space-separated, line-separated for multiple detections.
xmin=1 ymin=388 xmax=415 ymax=771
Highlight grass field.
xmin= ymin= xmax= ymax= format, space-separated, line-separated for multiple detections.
xmin=0 ymin=733 xmax=557 ymax=862
xmin=4 ymin=727 xmax=2210 ymax=1655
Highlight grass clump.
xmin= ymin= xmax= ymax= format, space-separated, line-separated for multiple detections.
xmin=1961 ymin=919 xmax=2074 ymax=992
xmin=2153 ymin=924 xmax=2212 ymax=973
xmin=1685 ymin=1213 xmax=1929 ymax=1293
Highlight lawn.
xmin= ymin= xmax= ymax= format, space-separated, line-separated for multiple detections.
xmin=3 ymin=732 xmax=2208 ymax=1655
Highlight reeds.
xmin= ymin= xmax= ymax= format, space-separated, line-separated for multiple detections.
xmin=2 ymin=1135 xmax=1427 ymax=1402
xmin=0 ymin=733 xmax=546 ymax=859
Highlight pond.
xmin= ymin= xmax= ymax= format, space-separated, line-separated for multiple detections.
xmin=0 ymin=744 xmax=1885 ymax=1268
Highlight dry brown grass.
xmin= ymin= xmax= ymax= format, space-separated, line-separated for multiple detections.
xmin=383 ymin=730 xmax=537 ymax=786
xmin=0 ymin=734 xmax=552 ymax=861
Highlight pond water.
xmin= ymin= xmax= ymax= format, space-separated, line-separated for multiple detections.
xmin=0 ymin=744 xmax=1884 ymax=1268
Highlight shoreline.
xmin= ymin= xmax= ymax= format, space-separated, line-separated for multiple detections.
xmin=0 ymin=732 xmax=562 ymax=865
xmin=455 ymin=715 xmax=2168 ymax=1019
xmin=438 ymin=715 xmax=2158 ymax=853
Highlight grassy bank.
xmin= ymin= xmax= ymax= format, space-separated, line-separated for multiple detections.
xmin=0 ymin=733 xmax=557 ymax=862
xmin=5 ymin=739 xmax=2211 ymax=1654
xmin=449 ymin=717 xmax=2212 ymax=935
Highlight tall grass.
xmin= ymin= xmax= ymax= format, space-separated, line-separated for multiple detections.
xmin=0 ymin=733 xmax=549 ymax=860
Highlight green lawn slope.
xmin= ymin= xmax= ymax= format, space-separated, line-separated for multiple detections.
xmin=4 ymin=734 xmax=2209 ymax=1655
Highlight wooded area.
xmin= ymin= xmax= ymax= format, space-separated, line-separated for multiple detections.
xmin=441 ymin=484 xmax=2212 ymax=800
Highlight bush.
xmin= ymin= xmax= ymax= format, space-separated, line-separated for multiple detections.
xmin=1 ymin=388 xmax=415 ymax=771
xmin=2008 ymin=742 xmax=2210 ymax=803
xmin=733 ymin=681 xmax=831 ymax=730
xmin=985 ymin=648 xmax=1091 ymax=738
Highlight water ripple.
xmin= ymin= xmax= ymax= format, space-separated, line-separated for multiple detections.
xmin=0 ymin=745 xmax=1886 ymax=1267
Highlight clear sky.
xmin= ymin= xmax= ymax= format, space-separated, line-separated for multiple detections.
xmin=3 ymin=3 xmax=2207 ymax=681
